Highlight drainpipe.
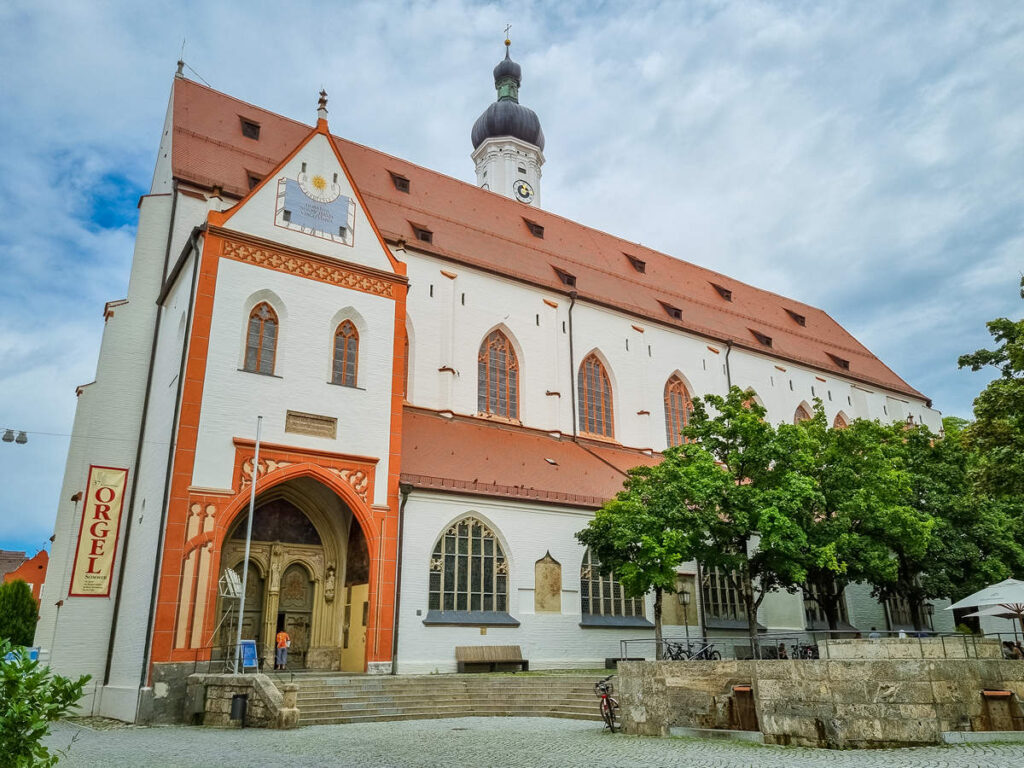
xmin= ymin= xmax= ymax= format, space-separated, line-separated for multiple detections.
xmin=567 ymin=291 xmax=578 ymax=439
xmin=724 ymin=340 xmax=733 ymax=392
xmin=104 ymin=181 xmax=179 ymax=687
xmin=391 ymin=483 xmax=412 ymax=674
xmin=139 ymin=228 xmax=202 ymax=690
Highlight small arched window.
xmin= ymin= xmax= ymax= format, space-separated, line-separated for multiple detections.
xmin=477 ymin=330 xmax=519 ymax=419
xmin=332 ymin=320 xmax=359 ymax=387
xmin=664 ymin=375 xmax=693 ymax=447
xmin=244 ymin=302 xmax=278 ymax=375
xmin=794 ymin=404 xmax=812 ymax=424
xmin=833 ymin=412 xmax=849 ymax=430
xmin=578 ymin=354 xmax=614 ymax=438
xmin=580 ymin=548 xmax=644 ymax=618
xmin=428 ymin=517 xmax=508 ymax=613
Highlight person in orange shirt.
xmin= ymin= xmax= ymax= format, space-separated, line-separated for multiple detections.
xmin=275 ymin=629 xmax=290 ymax=670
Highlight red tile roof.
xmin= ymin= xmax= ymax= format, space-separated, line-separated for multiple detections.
xmin=399 ymin=407 xmax=658 ymax=508
xmin=170 ymin=77 xmax=925 ymax=401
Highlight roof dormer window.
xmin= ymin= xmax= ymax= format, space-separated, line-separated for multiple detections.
xmin=553 ymin=266 xmax=576 ymax=288
xmin=827 ymin=353 xmax=850 ymax=370
xmin=412 ymin=224 xmax=433 ymax=244
xmin=524 ymin=218 xmax=544 ymax=238
xmin=390 ymin=171 xmax=410 ymax=193
xmin=625 ymin=254 xmax=646 ymax=273
xmin=786 ymin=309 xmax=807 ymax=326
xmin=711 ymin=283 xmax=733 ymax=302
xmin=240 ymin=118 xmax=260 ymax=140
xmin=659 ymin=301 xmax=683 ymax=320
xmin=751 ymin=329 xmax=773 ymax=347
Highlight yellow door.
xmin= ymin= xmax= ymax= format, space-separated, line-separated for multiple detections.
xmin=340 ymin=584 xmax=369 ymax=672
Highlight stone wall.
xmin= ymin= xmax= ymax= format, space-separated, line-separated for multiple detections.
xmin=185 ymin=674 xmax=299 ymax=729
xmin=619 ymin=654 xmax=1024 ymax=749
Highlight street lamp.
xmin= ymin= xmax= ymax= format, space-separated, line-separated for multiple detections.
xmin=678 ymin=588 xmax=691 ymax=643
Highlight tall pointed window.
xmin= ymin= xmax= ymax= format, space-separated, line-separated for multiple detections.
xmin=794 ymin=403 xmax=812 ymax=424
xmin=332 ymin=320 xmax=359 ymax=387
xmin=578 ymin=354 xmax=614 ymax=438
xmin=580 ymin=548 xmax=644 ymax=618
xmin=244 ymin=303 xmax=278 ymax=375
xmin=477 ymin=330 xmax=519 ymax=419
xmin=428 ymin=517 xmax=508 ymax=613
xmin=664 ymin=375 xmax=693 ymax=447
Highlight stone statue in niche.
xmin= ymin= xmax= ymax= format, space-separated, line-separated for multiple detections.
xmin=324 ymin=564 xmax=336 ymax=603
xmin=269 ymin=544 xmax=284 ymax=594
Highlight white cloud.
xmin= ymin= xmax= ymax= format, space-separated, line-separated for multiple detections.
xmin=0 ymin=0 xmax=1021 ymax=546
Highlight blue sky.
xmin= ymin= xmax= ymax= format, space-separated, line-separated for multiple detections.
xmin=0 ymin=0 xmax=1022 ymax=553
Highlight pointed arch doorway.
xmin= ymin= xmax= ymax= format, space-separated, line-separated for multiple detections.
xmin=214 ymin=477 xmax=370 ymax=671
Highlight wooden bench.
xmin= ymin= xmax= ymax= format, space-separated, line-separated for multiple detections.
xmin=455 ymin=645 xmax=529 ymax=673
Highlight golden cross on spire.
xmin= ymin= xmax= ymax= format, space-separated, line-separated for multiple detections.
xmin=504 ymin=23 xmax=511 ymax=47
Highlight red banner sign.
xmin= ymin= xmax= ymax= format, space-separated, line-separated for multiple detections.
xmin=68 ymin=465 xmax=129 ymax=597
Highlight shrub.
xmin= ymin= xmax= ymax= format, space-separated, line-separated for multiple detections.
xmin=0 ymin=580 xmax=38 ymax=646
xmin=0 ymin=639 xmax=90 ymax=767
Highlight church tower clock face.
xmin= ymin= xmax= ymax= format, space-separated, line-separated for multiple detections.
xmin=513 ymin=179 xmax=535 ymax=204
xmin=275 ymin=168 xmax=356 ymax=245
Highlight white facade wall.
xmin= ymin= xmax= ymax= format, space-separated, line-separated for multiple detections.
xmin=396 ymin=491 xmax=656 ymax=673
xmin=401 ymin=247 xmax=941 ymax=448
xmin=192 ymin=257 xmax=396 ymax=504
xmin=35 ymin=193 xmax=174 ymax=714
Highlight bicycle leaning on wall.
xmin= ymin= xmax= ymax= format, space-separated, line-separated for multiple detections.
xmin=594 ymin=675 xmax=620 ymax=733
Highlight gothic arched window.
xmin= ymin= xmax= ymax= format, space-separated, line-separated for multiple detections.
xmin=580 ymin=548 xmax=644 ymax=618
xmin=833 ymin=412 xmax=849 ymax=430
xmin=428 ymin=517 xmax=508 ymax=613
xmin=664 ymin=375 xmax=693 ymax=447
xmin=244 ymin=302 xmax=278 ymax=375
xmin=477 ymin=330 xmax=519 ymax=419
xmin=332 ymin=320 xmax=359 ymax=387
xmin=578 ymin=354 xmax=614 ymax=438
xmin=794 ymin=404 xmax=812 ymax=424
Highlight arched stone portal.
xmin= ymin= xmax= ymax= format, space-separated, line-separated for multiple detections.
xmin=214 ymin=477 xmax=370 ymax=671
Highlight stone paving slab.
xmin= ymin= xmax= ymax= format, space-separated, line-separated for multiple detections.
xmin=46 ymin=716 xmax=1024 ymax=767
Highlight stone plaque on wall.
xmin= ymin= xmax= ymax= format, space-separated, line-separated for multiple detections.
xmin=534 ymin=552 xmax=562 ymax=613
xmin=285 ymin=410 xmax=337 ymax=439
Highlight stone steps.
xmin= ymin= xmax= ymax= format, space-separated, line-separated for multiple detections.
xmin=275 ymin=673 xmax=609 ymax=726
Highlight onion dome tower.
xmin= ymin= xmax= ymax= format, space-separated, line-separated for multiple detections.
xmin=471 ymin=38 xmax=545 ymax=207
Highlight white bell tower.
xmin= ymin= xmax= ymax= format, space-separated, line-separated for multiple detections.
xmin=470 ymin=39 xmax=545 ymax=207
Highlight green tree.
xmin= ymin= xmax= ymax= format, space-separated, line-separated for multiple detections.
xmin=958 ymin=276 xmax=1024 ymax=510
xmin=662 ymin=386 xmax=819 ymax=640
xmin=0 ymin=580 xmax=38 ymax=647
xmin=0 ymin=639 xmax=89 ymax=768
xmin=781 ymin=406 xmax=907 ymax=631
xmin=576 ymin=462 xmax=693 ymax=658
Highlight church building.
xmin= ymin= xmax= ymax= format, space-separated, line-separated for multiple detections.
xmin=36 ymin=43 xmax=951 ymax=723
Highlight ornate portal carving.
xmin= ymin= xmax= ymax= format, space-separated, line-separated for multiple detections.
xmin=326 ymin=467 xmax=370 ymax=502
xmin=324 ymin=564 xmax=336 ymax=603
xmin=240 ymin=457 xmax=294 ymax=489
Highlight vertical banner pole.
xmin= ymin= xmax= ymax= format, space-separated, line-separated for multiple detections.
xmin=234 ymin=415 xmax=263 ymax=673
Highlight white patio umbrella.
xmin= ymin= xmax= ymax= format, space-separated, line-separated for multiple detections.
xmin=947 ymin=578 xmax=1024 ymax=634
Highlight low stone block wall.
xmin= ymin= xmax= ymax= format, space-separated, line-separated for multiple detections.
xmin=820 ymin=637 xmax=1001 ymax=660
xmin=185 ymin=674 xmax=299 ymax=729
xmin=619 ymin=657 xmax=1024 ymax=749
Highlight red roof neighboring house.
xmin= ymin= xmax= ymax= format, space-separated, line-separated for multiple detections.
xmin=4 ymin=550 xmax=48 ymax=604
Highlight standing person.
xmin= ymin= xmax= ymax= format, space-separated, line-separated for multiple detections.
xmin=275 ymin=628 xmax=291 ymax=670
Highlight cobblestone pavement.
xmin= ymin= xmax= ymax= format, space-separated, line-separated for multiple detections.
xmin=47 ymin=717 xmax=1024 ymax=767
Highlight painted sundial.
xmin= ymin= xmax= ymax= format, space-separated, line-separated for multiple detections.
xmin=275 ymin=166 xmax=356 ymax=244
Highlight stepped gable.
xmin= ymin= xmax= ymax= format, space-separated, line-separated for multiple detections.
xmin=170 ymin=77 xmax=924 ymax=401
xmin=399 ymin=407 xmax=658 ymax=507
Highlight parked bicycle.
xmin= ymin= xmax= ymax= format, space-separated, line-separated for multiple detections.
xmin=662 ymin=641 xmax=722 ymax=661
xmin=594 ymin=675 xmax=620 ymax=732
